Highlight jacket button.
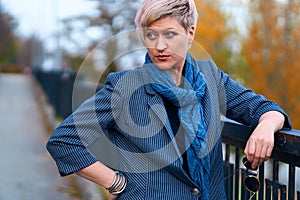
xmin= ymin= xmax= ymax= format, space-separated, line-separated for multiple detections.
xmin=192 ymin=188 xmax=200 ymax=196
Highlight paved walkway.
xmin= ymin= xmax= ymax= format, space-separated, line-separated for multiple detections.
xmin=0 ymin=74 xmax=74 ymax=200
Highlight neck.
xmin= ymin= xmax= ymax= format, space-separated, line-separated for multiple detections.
xmin=166 ymin=60 xmax=185 ymax=86
xmin=165 ymin=67 xmax=183 ymax=86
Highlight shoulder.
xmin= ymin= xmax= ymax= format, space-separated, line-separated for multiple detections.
xmin=196 ymin=60 xmax=225 ymax=77
xmin=104 ymin=67 xmax=144 ymax=86
xmin=195 ymin=59 xmax=228 ymax=86
xmin=196 ymin=59 xmax=232 ymax=87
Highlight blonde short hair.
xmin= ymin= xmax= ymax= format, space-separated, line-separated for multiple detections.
xmin=135 ymin=0 xmax=198 ymax=31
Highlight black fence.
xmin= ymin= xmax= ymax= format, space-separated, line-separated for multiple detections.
xmin=222 ymin=119 xmax=300 ymax=200
xmin=33 ymin=70 xmax=77 ymax=119
xmin=33 ymin=70 xmax=102 ymax=119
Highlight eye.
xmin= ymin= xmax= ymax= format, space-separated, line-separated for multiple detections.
xmin=165 ymin=31 xmax=177 ymax=38
xmin=145 ymin=31 xmax=157 ymax=40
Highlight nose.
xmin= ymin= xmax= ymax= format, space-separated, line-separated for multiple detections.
xmin=156 ymin=36 xmax=167 ymax=51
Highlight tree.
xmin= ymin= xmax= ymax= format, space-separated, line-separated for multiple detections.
xmin=17 ymin=36 xmax=44 ymax=70
xmin=0 ymin=10 xmax=18 ymax=64
xmin=242 ymin=0 xmax=300 ymax=128
xmin=191 ymin=0 xmax=237 ymax=75
xmin=61 ymin=0 xmax=141 ymax=83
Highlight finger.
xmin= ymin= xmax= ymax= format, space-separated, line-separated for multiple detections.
xmin=251 ymin=143 xmax=262 ymax=169
xmin=245 ymin=139 xmax=255 ymax=163
xmin=244 ymin=143 xmax=249 ymax=157
xmin=256 ymin=144 xmax=269 ymax=167
xmin=266 ymin=145 xmax=273 ymax=159
xmin=258 ymin=140 xmax=274 ymax=164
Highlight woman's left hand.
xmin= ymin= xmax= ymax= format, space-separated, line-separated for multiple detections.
xmin=244 ymin=111 xmax=285 ymax=169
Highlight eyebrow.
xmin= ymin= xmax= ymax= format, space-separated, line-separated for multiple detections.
xmin=145 ymin=27 xmax=177 ymax=32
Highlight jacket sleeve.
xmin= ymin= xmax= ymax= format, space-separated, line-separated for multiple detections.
xmin=207 ymin=60 xmax=292 ymax=128
xmin=46 ymin=72 xmax=124 ymax=176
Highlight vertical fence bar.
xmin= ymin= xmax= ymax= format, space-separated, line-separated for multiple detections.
xmin=258 ymin=163 xmax=265 ymax=200
xmin=273 ymin=159 xmax=279 ymax=181
xmin=225 ymin=144 xmax=230 ymax=162
xmin=224 ymin=144 xmax=232 ymax=199
xmin=273 ymin=181 xmax=287 ymax=200
xmin=288 ymin=165 xmax=295 ymax=200
xmin=224 ymin=161 xmax=234 ymax=200
xmin=265 ymin=179 xmax=272 ymax=200
xmin=273 ymin=160 xmax=279 ymax=198
xmin=235 ymin=148 xmax=240 ymax=200
xmin=279 ymin=183 xmax=287 ymax=200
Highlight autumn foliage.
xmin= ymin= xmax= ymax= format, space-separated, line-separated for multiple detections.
xmin=191 ymin=0 xmax=300 ymax=128
xmin=242 ymin=0 xmax=300 ymax=128
xmin=191 ymin=0 xmax=233 ymax=72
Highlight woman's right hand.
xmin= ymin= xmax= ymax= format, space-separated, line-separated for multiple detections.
xmin=108 ymin=194 xmax=119 ymax=200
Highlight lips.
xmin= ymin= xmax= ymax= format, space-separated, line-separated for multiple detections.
xmin=156 ymin=55 xmax=170 ymax=61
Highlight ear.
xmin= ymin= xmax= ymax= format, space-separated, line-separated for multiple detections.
xmin=188 ymin=25 xmax=196 ymax=43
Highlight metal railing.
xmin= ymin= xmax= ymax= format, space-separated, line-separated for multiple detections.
xmin=222 ymin=119 xmax=300 ymax=200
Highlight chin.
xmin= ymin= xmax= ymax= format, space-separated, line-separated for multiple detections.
xmin=154 ymin=64 xmax=173 ymax=71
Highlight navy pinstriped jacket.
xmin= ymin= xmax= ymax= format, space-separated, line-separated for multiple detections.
xmin=46 ymin=59 xmax=290 ymax=200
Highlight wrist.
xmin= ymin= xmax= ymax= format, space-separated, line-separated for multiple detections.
xmin=106 ymin=171 xmax=127 ymax=195
xmin=258 ymin=111 xmax=285 ymax=132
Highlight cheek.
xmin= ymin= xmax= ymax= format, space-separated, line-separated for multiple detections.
xmin=146 ymin=48 xmax=157 ymax=60
xmin=146 ymin=48 xmax=154 ymax=55
xmin=143 ymin=40 xmax=155 ymax=49
xmin=171 ymin=40 xmax=189 ymax=55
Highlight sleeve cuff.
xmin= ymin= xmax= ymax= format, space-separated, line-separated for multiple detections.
xmin=55 ymin=149 xmax=98 ymax=176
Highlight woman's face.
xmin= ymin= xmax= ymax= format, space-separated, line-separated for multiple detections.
xmin=143 ymin=17 xmax=195 ymax=73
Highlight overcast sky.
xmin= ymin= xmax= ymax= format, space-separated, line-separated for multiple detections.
xmin=1 ymin=0 xmax=98 ymax=37
xmin=1 ymin=0 xmax=249 ymax=37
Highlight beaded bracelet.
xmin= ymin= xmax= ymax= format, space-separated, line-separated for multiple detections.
xmin=106 ymin=171 xmax=127 ymax=195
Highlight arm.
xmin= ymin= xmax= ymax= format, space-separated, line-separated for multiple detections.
xmin=46 ymin=71 xmax=125 ymax=188
xmin=205 ymin=61 xmax=291 ymax=168
xmin=76 ymin=162 xmax=120 ymax=200
xmin=244 ymin=111 xmax=285 ymax=169
xmin=204 ymin=60 xmax=289 ymax=127
xmin=46 ymin=73 xmax=121 ymax=176
xmin=76 ymin=161 xmax=115 ymax=189
xmin=219 ymin=70 xmax=290 ymax=168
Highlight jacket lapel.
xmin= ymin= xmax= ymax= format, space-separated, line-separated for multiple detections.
xmin=145 ymin=84 xmax=184 ymax=159
xmin=140 ymin=66 xmax=199 ymax=188
xmin=145 ymin=85 xmax=173 ymax=135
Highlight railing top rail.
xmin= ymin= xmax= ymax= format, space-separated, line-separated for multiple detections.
xmin=221 ymin=119 xmax=300 ymax=167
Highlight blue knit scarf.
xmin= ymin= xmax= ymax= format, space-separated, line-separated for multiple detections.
xmin=143 ymin=53 xmax=210 ymax=199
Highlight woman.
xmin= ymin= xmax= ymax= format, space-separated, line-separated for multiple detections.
xmin=46 ymin=0 xmax=291 ymax=199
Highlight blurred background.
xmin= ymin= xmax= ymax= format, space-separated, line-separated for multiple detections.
xmin=0 ymin=0 xmax=300 ymax=199
xmin=1 ymin=0 xmax=300 ymax=127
